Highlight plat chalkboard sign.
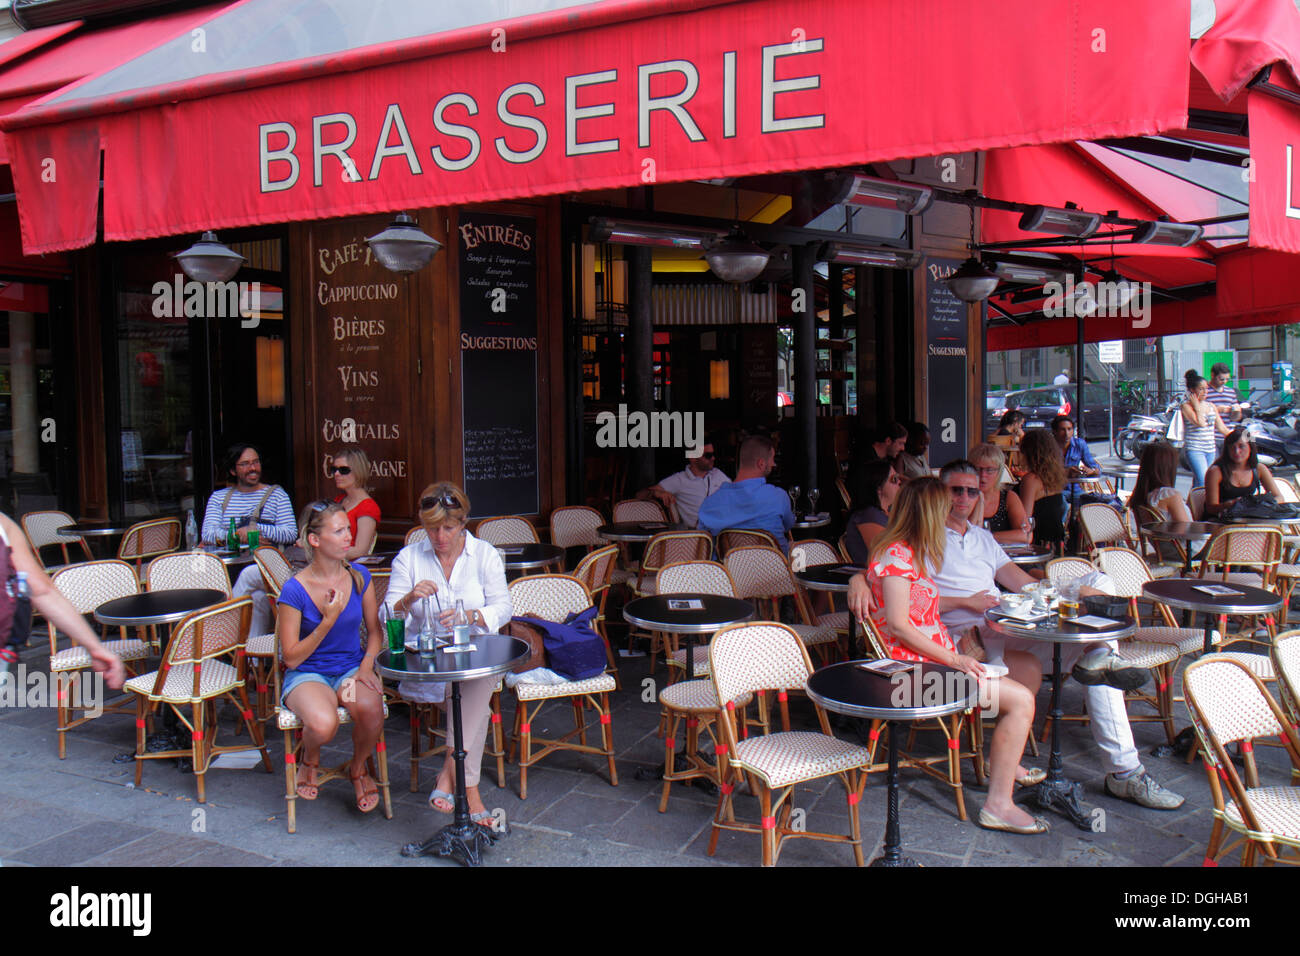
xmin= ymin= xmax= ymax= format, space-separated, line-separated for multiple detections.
xmin=924 ymin=256 xmax=969 ymax=468
xmin=459 ymin=212 xmax=540 ymax=516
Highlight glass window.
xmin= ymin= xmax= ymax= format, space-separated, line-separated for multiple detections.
xmin=0 ymin=290 xmax=63 ymax=519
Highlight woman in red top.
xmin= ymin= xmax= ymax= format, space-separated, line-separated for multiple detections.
xmin=866 ymin=478 xmax=1048 ymax=835
xmin=329 ymin=447 xmax=382 ymax=561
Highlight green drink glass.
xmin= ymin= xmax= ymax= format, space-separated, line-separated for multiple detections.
xmin=248 ymin=527 xmax=260 ymax=549
xmin=386 ymin=617 xmax=406 ymax=654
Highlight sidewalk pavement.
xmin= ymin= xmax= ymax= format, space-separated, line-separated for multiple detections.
xmin=0 ymin=632 xmax=1284 ymax=868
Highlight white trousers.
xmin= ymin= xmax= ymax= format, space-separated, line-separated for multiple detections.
xmin=233 ymin=565 xmax=273 ymax=638
xmin=986 ymin=632 xmax=1140 ymax=775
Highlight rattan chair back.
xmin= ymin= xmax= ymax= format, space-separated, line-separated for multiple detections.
xmin=1045 ymin=557 xmax=1095 ymax=588
xmin=508 ymin=573 xmax=594 ymax=622
xmin=1187 ymin=486 xmax=1206 ymax=520
xmin=573 ymin=545 xmax=618 ymax=603
xmin=638 ymin=531 xmax=712 ymax=589
xmin=164 ymin=596 xmax=253 ymax=668
xmin=613 ymin=499 xmax=666 ymax=523
xmin=656 ymin=560 xmax=735 ymax=597
xmin=550 ymin=506 xmax=606 ymax=550
xmin=475 ymin=516 xmax=539 ymax=546
xmin=117 ymin=518 xmax=181 ymax=565
xmin=1078 ymin=503 xmax=1131 ymax=554
xmin=1271 ymin=630 xmax=1300 ymax=734
xmin=405 ymin=526 xmax=427 ymax=547
xmin=146 ymin=552 xmax=232 ymax=597
xmin=1199 ymin=525 xmax=1282 ymax=585
xmin=253 ymin=546 xmax=294 ymax=598
xmin=790 ymin=539 xmax=839 ymax=570
xmin=49 ymin=559 xmax=140 ymax=616
xmin=717 ymin=528 xmax=780 ymax=557
xmin=370 ymin=569 xmax=392 ymax=608
xmin=708 ymin=622 xmax=812 ymax=708
xmin=21 ymin=510 xmax=91 ymax=566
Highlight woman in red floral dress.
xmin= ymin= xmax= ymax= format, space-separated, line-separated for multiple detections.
xmin=866 ymin=478 xmax=1048 ymax=835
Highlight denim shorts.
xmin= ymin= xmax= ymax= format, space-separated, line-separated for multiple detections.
xmin=281 ymin=665 xmax=361 ymax=706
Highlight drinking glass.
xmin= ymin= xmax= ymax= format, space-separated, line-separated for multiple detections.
xmin=809 ymin=488 xmax=820 ymax=514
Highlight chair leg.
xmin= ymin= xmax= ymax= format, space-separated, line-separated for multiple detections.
xmin=284 ymin=730 xmax=298 ymax=834
xmin=573 ymin=698 xmax=588 ymax=747
xmin=490 ymin=691 xmax=506 ymax=789
xmin=133 ymin=697 xmax=147 ymax=787
xmin=600 ymin=693 xmax=618 ymax=786
xmin=56 ymin=671 xmax=71 ymax=759
xmin=759 ymin=787 xmax=775 ymax=867
xmin=846 ymin=771 xmax=865 ymax=867
xmin=659 ymin=708 xmax=679 ymax=813
xmin=517 ymin=700 xmax=532 ymax=800
xmin=192 ymin=703 xmax=206 ymax=803
xmin=409 ymin=706 xmax=423 ymax=792
xmin=373 ymin=737 xmax=393 ymax=820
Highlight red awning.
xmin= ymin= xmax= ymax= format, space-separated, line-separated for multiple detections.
xmin=0 ymin=0 xmax=1190 ymax=254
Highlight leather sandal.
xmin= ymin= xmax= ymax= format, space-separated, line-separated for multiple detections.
xmin=295 ymin=760 xmax=319 ymax=801
xmin=1015 ymin=767 xmax=1047 ymax=788
xmin=978 ymin=807 xmax=1050 ymax=834
xmin=428 ymin=788 xmax=454 ymax=813
xmin=350 ymin=768 xmax=380 ymax=813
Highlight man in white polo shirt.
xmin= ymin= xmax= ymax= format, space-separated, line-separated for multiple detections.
xmin=930 ymin=459 xmax=1184 ymax=810
xmin=638 ymin=440 xmax=731 ymax=528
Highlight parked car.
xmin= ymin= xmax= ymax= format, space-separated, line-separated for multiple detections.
xmin=985 ymin=385 xmax=1137 ymax=441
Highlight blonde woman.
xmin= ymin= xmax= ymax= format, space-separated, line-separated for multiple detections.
xmin=328 ymin=446 xmax=381 ymax=560
xmin=969 ymin=443 xmax=1029 ymax=545
xmin=1017 ymin=429 xmax=1068 ymax=549
xmin=388 ymin=483 xmax=511 ymax=825
xmin=865 ymin=478 xmax=1046 ymax=834
xmin=276 ymin=502 xmax=385 ymax=813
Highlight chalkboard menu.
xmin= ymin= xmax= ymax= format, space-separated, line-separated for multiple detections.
xmin=924 ymin=257 xmax=969 ymax=468
xmin=307 ymin=215 xmax=414 ymax=520
xmin=459 ymin=212 xmax=539 ymax=516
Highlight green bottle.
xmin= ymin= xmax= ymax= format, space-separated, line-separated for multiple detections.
xmin=228 ymin=517 xmax=239 ymax=554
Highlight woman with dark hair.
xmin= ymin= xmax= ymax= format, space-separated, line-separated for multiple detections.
xmin=994 ymin=409 xmax=1027 ymax=441
xmin=864 ymin=478 xmax=1046 ymax=834
xmin=276 ymin=501 xmax=385 ymax=813
xmin=1016 ymin=429 xmax=1068 ymax=549
xmin=388 ymin=482 xmax=511 ymax=824
xmin=1131 ymin=442 xmax=1191 ymax=523
xmin=1205 ymin=428 xmax=1281 ymax=516
xmin=1182 ymin=370 xmax=1232 ymax=488
xmin=328 ymin=446 xmax=381 ymax=560
xmin=844 ymin=459 xmax=901 ymax=564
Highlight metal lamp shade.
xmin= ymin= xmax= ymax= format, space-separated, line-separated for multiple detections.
xmin=173 ymin=232 xmax=245 ymax=283
xmin=946 ymin=257 xmax=1000 ymax=302
xmin=365 ymin=213 xmax=443 ymax=274
xmin=705 ymin=231 xmax=770 ymax=283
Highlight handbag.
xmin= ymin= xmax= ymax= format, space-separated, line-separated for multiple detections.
xmin=1220 ymin=493 xmax=1300 ymax=521
xmin=503 ymin=618 xmax=548 ymax=674
xmin=513 ymin=607 xmax=608 ymax=681
xmin=1165 ymin=411 xmax=1184 ymax=442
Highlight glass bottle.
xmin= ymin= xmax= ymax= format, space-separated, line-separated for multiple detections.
xmin=452 ymin=599 xmax=471 ymax=645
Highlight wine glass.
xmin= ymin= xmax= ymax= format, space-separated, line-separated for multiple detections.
xmin=808 ymin=487 xmax=820 ymax=515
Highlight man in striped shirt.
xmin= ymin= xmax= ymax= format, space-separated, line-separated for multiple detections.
xmin=200 ymin=444 xmax=297 ymax=546
xmin=201 ymin=443 xmax=298 ymax=638
xmin=1206 ymin=363 xmax=1249 ymax=423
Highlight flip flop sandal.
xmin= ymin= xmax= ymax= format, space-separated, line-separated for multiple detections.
xmin=350 ymin=769 xmax=380 ymax=814
xmin=296 ymin=760 xmax=319 ymax=801
xmin=1015 ymin=767 xmax=1047 ymax=788
xmin=428 ymin=789 xmax=454 ymax=813
xmin=470 ymin=810 xmax=496 ymax=829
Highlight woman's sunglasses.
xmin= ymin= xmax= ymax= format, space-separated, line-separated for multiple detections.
xmin=326 ymin=465 xmax=352 ymax=476
xmin=419 ymin=492 xmax=461 ymax=511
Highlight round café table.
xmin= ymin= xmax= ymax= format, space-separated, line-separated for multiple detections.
xmin=1141 ymin=577 xmax=1282 ymax=656
xmin=982 ymin=609 xmax=1135 ymax=830
xmin=598 ymin=521 xmax=669 ymax=543
xmin=496 ymin=542 xmax=565 ymax=573
xmin=1141 ymin=521 xmax=1219 ymax=574
xmin=57 ymin=521 xmax=130 ymax=559
xmin=377 ymin=636 xmax=529 ymax=866
xmin=95 ymin=588 xmax=229 ymax=629
xmin=198 ymin=545 xmax=257 ymax=568
xmin=623 ymin=593 xmax=754 ymax=682
xmin=355 ymin=550 xmax=400 ymax=568
xmin=1102 ymin=465 xmax=1141 ymax=490
xmin=807 ymin=660 xmax=978 ymax=867
xmin=792 ymin=513 xmax=831 ymax=538
xmin=794 ymin=564 xmax=863 ymax=655
xmin=1000 ymin=544 xmax=1053 ymax=566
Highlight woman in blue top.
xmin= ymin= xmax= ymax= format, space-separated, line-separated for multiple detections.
xmin=276 ymin=501 xmax=384 ymax=813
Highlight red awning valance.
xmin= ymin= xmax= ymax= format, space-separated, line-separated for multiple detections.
xmin=0 ymin=0 xmax=1190 ymax=254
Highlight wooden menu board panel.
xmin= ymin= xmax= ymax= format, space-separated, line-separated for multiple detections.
xmin=304 ymin=215 xmax=416 ymax=522
xmin=923 ymin=256 xmax=969 ymax=468
xmin=459 ymin=212 xmax=540 ymax=516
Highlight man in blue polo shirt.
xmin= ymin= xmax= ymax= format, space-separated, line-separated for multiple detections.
xmin=1052 ymin=414 xmax=1100 ymax=505
xmin=697 ymin=435 xmax=794 ymax=552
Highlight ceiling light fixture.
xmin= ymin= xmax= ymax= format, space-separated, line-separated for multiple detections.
xmin=173 ymin=231 xmax=245 ymax=283
xmin=1018 ymin=204 xmax=1102 ymax=238
xmin=588 ymin=217 xmax=727 ymax=250
xmin=365 ymin=213 xmax=443 ymax=273
xmin=818 ymin=241 xmax=921 ymax=269
xmin=705 ymin=229 xmax=771 ymax=283
xmin=1130 ymin=219 xmax=1203 ymax=246
xmin=946 ymin=209 xmax=1000 ymax=303
xmin=832 ymin=173 xmax=934 ymax=215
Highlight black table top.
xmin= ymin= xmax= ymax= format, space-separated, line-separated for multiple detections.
xmin=598 ymin=521 xmax=671 ymax=540
xmin=497 ymin=543 xmax=565 ymax=568
xmin=1001 ymin=544 xmax=1053 ymax=564
xmin=375 ymin=636 xmax=529 ymax=683
xmin=355 ymin=550 xmax=400 ymax=567
xmin=794 ymin=565 xmax=863 ymax=591
xmin=57 ymin=522 xmax=132 ymax=537
xmin=806 ymin=661 xmax=978 ymax=721
xmin=94 ymin=588 xmax=228 ymax=626
xmin=623 ymin=593 xmax=754 ymax=634
xmin=1142 ymin=577 xmax=1283 ymax=615
xmin=981 ymin=608 xmax=1135 ymax=644
xmin=1142 ymin=521 xmax=1221 ymax=541
xmin=793 ymin=512 xmax=831 ymax=529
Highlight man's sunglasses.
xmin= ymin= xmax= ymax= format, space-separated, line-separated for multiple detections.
xmin=326 ymin=465 xmax=352 ymax=476
xmin=695 ymin=451 xmax=715 ymax=459
xmin=419 ymin=492 xmax=461 ymax=511
xmin=949 ymin=486 xmax=981 ymax=498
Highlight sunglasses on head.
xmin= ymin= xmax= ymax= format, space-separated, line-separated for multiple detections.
xmin=949 ymin=486 xmax=980 ymax=498
xmin=326 ymin=465 xmax=352 ymax=476
xmin=308 ymin=500 xmax=330 ymax=513
xmin=419 ymin=492 xmax=460 ymax=511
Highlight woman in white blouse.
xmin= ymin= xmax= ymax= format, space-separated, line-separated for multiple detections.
xmin=388 ymin=482 xmax=511 ymax=825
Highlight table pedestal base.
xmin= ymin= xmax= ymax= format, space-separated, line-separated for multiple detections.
xmin=1027 ymin=777 xmax=1091 ymax=830
xmin=402 ymin=819 xmax=504 ymax=866
xmin=870 ymin=854 xmax=921 ymax=868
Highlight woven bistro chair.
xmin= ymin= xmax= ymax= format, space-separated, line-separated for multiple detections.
xmin=716 ymin=528 xmax=780 ymax=558
xmin=270 ymin=637 xmax=393 ymax=833
xmin=706 ymin=622 xmax=872 ymax=867
xmin=1077 ymin=503 xmax=1133 ymax=558
xmin=1044 ymin=556 xmax=1096 ymax=589
xmin=723 ymin=546 xmax=839 ymax=665
xmin=124 ymin=596 xmax=273 ymax=802
xmin=22 ymin=510 xmax=92 ymax=570
xmin=837 ymin=534 xmax=853 ymax=563
xmin=46 ymin=560 xmax=152 ymax=758
xmin=1197 ymin=525 xmax=1283 ymax=670
xmin=633 ymin=530 xmax=712 ymax=598
xmin=506 ymin=574 xmax=618 ymax=799
xmin=612 ymin=498 xmax=667 ymax=524
xmin=573 ymin=544 xmax=621 ymax=683
xmin=145 ymin=551 xmax=233 ymax=597
xmin=1183 ymin=656 xmax=1300 ymax=867
xmin=789 ymin=539 xmax=852 ymax=646
xmin=790 ymin=539 xmax=840 ymax=569
xmin=654 ymin=560 xmax=737 ymax=681
xmin=1187 ymin=486 xmax=1207 ymax=521
xmin=475 ymin=516 xmax=539 ymax=546
xmin=549 ymin=505 xmax=606 ymax=555
xmin=116 ymin=517 xmax=182 ymax=574
xmin=405 ymin=526 xmax=428 ymax=547
xmin=855 ymin=613 xmax=988 ymax=818
xmin=245 ymin=545 xmax=297 ymax=720
xmin=1271 ymin=631 xmax=1300 ymax=758
xmin=1132 ymin=503 xmax=1186 ymax=577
